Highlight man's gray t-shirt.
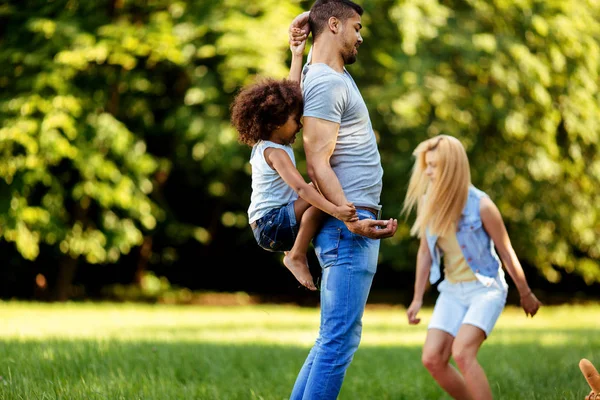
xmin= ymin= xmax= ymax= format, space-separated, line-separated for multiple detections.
xmin=301 ymin=63 xmax=383 ymax=211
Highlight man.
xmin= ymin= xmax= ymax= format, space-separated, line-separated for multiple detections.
xmin=288 ymin=1 xmax=398 ymax=398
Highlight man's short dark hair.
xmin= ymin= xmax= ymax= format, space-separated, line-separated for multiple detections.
xmin=309 ymin=0 xmax=364 ymax=40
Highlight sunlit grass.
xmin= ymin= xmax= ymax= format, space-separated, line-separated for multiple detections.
xmin=0 ymin=301 xmax=598 ymax=399
xmin=0 ymin=302 xmax=595 ymax=345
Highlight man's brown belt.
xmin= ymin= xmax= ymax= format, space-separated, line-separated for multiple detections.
xmin=355 ymin=206 xmax=380 ymax=218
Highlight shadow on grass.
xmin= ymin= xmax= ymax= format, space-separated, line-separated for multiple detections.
xmin=0 ymin=336 xmax=596 ymax=399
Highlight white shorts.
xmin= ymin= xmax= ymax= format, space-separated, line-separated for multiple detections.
xmin=428 ymin=274 xmax=508 ymax=338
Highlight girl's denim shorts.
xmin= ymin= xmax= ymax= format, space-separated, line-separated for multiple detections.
xmin=251 ymin=201 xmax=298 ymax=252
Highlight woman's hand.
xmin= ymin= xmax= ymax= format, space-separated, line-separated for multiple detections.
xmin=519 ymin=290 xmax=542 ymax=317
xmin=407 ymin=299 xmax=423 ymax=325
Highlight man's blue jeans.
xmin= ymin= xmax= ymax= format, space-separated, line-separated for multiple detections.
xmin=290 ymin=209 xmax=380 ymax=399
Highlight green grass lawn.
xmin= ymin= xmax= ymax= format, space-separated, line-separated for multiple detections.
xmin=0 ymin=301 xmax=598 ymax=399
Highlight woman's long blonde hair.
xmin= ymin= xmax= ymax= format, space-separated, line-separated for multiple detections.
xmin=401 ymin=135 xmax=471 ymax=238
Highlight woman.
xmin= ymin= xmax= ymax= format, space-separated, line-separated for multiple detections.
xmin=403 ymin=135 xmax=542 ymax=400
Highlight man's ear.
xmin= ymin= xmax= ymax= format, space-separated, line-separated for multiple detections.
xmin=327 ymin=17 xmax=341 ymax=34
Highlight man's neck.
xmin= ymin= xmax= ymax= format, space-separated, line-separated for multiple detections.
xmin=310 ymin=40 xmax=345 ymax=73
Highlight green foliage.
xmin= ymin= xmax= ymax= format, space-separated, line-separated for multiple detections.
xmin=0 ymin=0 xmax=598 ymax=288
xmin=360 ymin=0 xmax=600 ymax=283
xmin=0 ymin=1 xmax=167 ymax=263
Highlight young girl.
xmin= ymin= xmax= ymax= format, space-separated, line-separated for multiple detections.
xmin=402 ymin=135 xmax=542 ymax=400
xmin=230 ymin=29 xmax=357 ymax=291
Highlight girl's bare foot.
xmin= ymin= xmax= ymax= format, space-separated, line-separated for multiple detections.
xmin=283 ymin=253 xmax=317 ymax=291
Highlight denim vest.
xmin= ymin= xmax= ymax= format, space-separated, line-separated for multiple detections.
xmin=426 ymin=186 xmax=501 ymax=286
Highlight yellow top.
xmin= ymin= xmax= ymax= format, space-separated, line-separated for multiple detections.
xmin=437 ymin=232 xmax=477 ymax=283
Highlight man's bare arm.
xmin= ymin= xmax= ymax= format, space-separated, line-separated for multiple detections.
xmin=303 ymin=117 xmax=347 ymax=205
xmin=289 ymin=11 xmax=310 ymax=39
xmin=303 ymin=117 xmax=398 ymax=239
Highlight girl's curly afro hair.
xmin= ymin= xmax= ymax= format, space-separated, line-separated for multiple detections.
xmin=230 ymin=77 xmax=303 ymax=146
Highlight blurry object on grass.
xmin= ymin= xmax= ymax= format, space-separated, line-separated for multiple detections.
xmin=101 ymin=271 xmax=258 ymax=305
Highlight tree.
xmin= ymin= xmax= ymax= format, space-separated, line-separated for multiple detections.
xmin=0 ymin=0 xmax=598 ymax=301
xmin=361 ymin=0 xmax=600 ymax=284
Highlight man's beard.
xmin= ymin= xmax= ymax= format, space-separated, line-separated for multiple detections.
xmin=342 ymin=41 xmax=358 ymax=65
xmin=343 ymin=52 xmax=357 ymax=65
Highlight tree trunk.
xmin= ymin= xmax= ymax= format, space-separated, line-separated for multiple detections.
xmin=134 ymin=236 xmax=153 ymax=286
xmin=53 ymin=256 xmax=78 ymax=302
xmin=108 ymin=0 xmax=124 ymax=17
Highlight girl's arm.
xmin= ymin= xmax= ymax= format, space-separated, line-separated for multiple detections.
xmin=480 ymin=196 xmax=542 ymax=317
xmin=407 ymin=235 xmax=432 ymax=325
xmin=265 ymin=147 xmax=356 ymax=222
xmin=288 ymin=28 xmax=306 ymax=83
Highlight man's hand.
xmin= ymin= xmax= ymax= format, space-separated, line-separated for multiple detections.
xmin=344 ymin=218 xmax=398 ymax=239
xmin=289 ymin=11 xmax=310 ymax=45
